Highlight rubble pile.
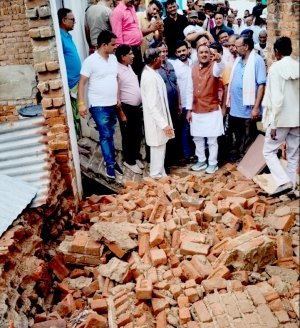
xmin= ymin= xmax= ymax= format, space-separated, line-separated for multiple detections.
xmin=23 ymin=165 xmax=300 ymax=327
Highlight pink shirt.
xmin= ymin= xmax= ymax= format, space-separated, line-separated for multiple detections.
xmin=111 ymin=2 xmax=143 ymax=46
xmin=118 ymin=63 xmax=141 ymax=106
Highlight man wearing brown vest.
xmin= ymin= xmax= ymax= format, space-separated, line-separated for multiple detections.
xmin=186 ymin=44 xmax=225 ymax=174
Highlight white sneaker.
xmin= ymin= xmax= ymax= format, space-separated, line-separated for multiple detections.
xmin=136 ymin=159 xmax=145 ymax=169
xmin=191 ymin=161 xmax=208 ymax=171
xmin=205 ymin=164 xmax=218 ymax=174
xmin=124 ymin=162 xmax=143 ymax=174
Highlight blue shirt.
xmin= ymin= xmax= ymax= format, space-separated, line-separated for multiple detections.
xmin=60 ymin=28 xmax=81 ymax=89
xmin=230 ymin=54 xmax=266 ymax=119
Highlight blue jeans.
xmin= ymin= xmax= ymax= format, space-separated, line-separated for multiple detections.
xmin=90 ymin=106 xmax=117 ymax=169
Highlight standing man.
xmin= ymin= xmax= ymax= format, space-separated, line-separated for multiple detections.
xmin=115 ymin=44 xmax=144 ymax=175
xmin=169 ymin=40 xmax=195 ymax=164
xmin=78 ymin=31 xmax=123 ymax=181
xmin=137 ymin=0 xmax=164 ymax=56
xmin=141 ymin=48 xmax=174 ymax=179
xmin=186 ymin=44 xmax=225 ymax=174
xmin=262 ymin=37 xmax=299 ymax=196
xmin=227 ymin=35 xmax=266 ymax=161
xmin=254 ymin=30 xmax=267 ymax=63
xmin=111 ymin=0 xmax=144 ymax=77
xmin=85 ymin=0 xmax=112 ymax=54
xmin=163 ymin=0 xmax=188 ymax=58
xmin=211 ymin=12 xmax=233 ymax=42
xmin=58 ymin=8 xmax=82 ymax=139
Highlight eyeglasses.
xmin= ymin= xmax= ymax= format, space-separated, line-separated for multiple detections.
xmin=64 ymin=17 xmax=75 ymax=22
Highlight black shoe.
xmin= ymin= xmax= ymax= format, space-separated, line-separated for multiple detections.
xmin=114 ymin=163 xmax=123 ymax=175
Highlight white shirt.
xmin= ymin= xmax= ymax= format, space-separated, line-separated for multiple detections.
xmin=80 ymin=52 xmax=118 ymax=107
xmin=168 ymin=58 xmax=193 ymax=108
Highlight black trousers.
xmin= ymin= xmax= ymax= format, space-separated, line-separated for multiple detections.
xmin=119 ymin=103 xmax=143 ymax=165
xmin=131 ymin=46 xmax=144 ymax=81
xmin=227 ymin=114 xmax=259 ymax=159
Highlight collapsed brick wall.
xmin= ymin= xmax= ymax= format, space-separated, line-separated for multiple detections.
xmin=0 ymin=0 xmax=36 ymax=122
xmin=267 ymin=0 xmax=299 ymax=66
xmin=0 ymin=170 xmax=76 ymax=327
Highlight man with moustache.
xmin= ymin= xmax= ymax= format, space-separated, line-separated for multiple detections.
xmin=58 ymin=8 xmax=82 ymax=139
xmin=169 ymin=40 xmax=195 ymax=164
xmin=111 ymin=0 xmax=144 ymax=77
xmin=186 ymin=44 xmax=225 ymax=174
xmin=163 ymin=0 xmax=188 ymax=58
xmin=78 ymin=31 xmax=123 ymax=181
xmin=227 ymin=35 xmax=266 ymax=161
xmin=137 ymin=0 xmax=163 ymax=56
xmin=115 ymin=44 xmax=144 ymax=175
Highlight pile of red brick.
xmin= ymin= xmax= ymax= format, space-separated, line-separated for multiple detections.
xmin=34 ymin=164 xmax=299 ymax=328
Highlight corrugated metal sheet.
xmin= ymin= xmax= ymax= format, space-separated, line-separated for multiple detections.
xmin=0 ymin=116 xmax=51 ymax=208
xmin=0 ymin=174 xmax=37 ymax=236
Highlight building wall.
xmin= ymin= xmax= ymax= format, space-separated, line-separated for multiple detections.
xmin=0 ymin=0 xmax=80 ymax=201
xmin=267 ymin=0 xmax=299 ymax=65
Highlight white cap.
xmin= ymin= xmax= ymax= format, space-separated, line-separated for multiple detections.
xmin=183 ymin=25 xmax=205 ymax=37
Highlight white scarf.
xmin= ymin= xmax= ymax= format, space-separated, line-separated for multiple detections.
xmin=227 ymin=49 xmax=256 ymax=107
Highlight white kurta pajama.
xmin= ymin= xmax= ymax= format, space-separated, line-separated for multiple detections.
xmin=141 ymin=66 xmax=174 ymax=179
xmin=186 ymin=60 xmax=225 ymax=166
xmin=262 ymin=56 xmax=299 ymax=188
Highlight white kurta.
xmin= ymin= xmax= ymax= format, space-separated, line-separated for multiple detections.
xmin=190 ymin=108 xmax=224 ymax=137
xmin=140 ymin=65 xmax=173 ymax=147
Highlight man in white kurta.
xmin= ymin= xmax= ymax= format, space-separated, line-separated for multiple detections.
xmin=262 ymin=36 xmax=299 ymax=196
xmin=186 ymin=44 xmax=225 ymax=174
xmin=141 ymin=49 xmax=174 ymax=179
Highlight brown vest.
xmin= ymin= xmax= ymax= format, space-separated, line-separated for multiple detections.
xmin=192 ymin=62 xmax=220 ymax=113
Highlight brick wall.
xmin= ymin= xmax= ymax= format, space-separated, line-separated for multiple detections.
xmin=24 ymin=0 xmax=79 ymax=198
xmin=267 ymin=0 xmax=299 ymax=66
xmin=0 ymin=0 xmax=36 ymax=122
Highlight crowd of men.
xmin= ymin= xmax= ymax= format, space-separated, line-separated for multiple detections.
xmin=58 ymin=0 xmax=299 ymax=197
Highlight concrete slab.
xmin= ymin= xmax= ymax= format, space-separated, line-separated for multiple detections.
xmin=237 ymin=134 xmax=266 ymax=179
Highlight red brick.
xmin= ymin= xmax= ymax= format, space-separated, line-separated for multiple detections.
xmin=48 ymin=255 xmax=69 ymax=281
xmin=184 ymin=287 xmax=199 ymax=303
xmin=179 ymin=307 xmax=191 ymax=324
xmin=193 ymin=300 xmax=212 ymax=323
xmin=150 ymin=248 xmax=167 ymax=266
xmin=265 ymin=214 xmax=295 ymax=231
xmin=136 ymin=277 xmax=153 ymax=300
xmin=84 ymin=313 xmax=107 ymax=328
xmin=70 ymin=231 xmax=89 ymax=253
xmin=191 ymin=255 xmax=212 ymax=279
xmin=32 ymin=320 xmax=66 ymax=328
xmin=180 ymin=241 xmax=210 ymax=256
xmin=207 ymin=265 xmax=230 ymax=280
xmin=91 ymin=298 xmax=107 ymax=313
xmin=179 ymin=260 xmax=202 ymax=283
xmin=152 ymin=298 xmax=169 ymax=314
xmin=277 ymin=235 xmax=293 ymax=259
xmin=187 ymin=322 xmax=200 ymax=328
xmin=117 ymin=312 xmax=132 ymax=327
xmin=217 ymin=199 xmax=230 ymax=214
xmin=252 ymin=202 xmax=266 ymax=217
xmin=85 ymin=239 xmax=100 ymax=256
xmin=202 ymin=278 xmax=227 ymax=292
xmin=242 ymin=214 xmax=257 ymax=231
xmin=257 ymin=304 xmax=279 ymax=327
xmin=55 ymin=294 xmax=76 ymax=317
xmin=138 ymin=234 xmax=150 ymax=257
xmin=177 ymin=294 xmax=189 ymax=308
xmin=156 ymin=310 xmax=167 ymax=328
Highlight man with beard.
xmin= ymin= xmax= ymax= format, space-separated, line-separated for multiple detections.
xmin=169 ymin=40 xmax=195 ymax=164
xmin=211 ymin=12 xmax=233 ymax=41
xmin=137 ymin=0 xmax=163 ymax=56
xmin=186 ymin=44 xmax=225 ymax=174
xmin=58 ymin=8 xmax=82 ymax=139
xmin=163 ymin=0 xmax=188 ymax=58
xmin=78 ymin=31 xmax=123 ymax=181
xmin=227 ymin=35 xmax=266 ymax=161
xmin=111 ymin=0 xmax=144 ymax=77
